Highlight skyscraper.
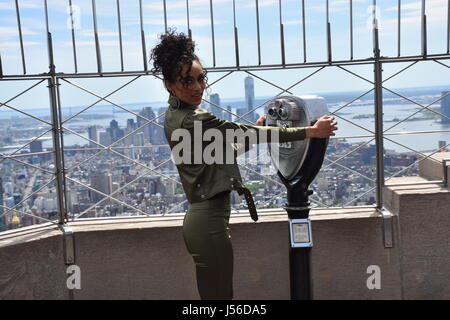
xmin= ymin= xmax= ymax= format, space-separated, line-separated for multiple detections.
xmin=226 ymin=105 xmax=232 ymax=121
xmin=138 ymin=107 xmax=157 ymax=144
xmin=441 ymin=91 xmax=450 ymax=124
xmin=88 ymin=126 xmax=98 ymax=148
xmin=90 ymin=171 xmax=113 ymax=203
xmin=30 ymin=140 xmax=43 ymax=153
xmin=108 ymin=119 xmax=124 ymax=144
xmin=209 ymin=93 xmax=222 ymax=119
xmin=245 ymin=76 xmax=255 ymax=122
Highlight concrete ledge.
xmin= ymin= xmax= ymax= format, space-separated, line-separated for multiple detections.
xmin=419 ymin=151 xmax=450 ymax=181
xmin=384 ymin=176 xmax=450 ymax=300
xmin=0 ymin=179 xmax=449 ymax=299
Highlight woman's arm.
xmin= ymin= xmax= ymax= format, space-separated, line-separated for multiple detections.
xmin=182 ymin=109 xmax=307 ymax=144
xmin=183 ymin=109 xmax=337 ymax=143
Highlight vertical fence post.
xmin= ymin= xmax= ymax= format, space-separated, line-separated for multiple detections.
xmin=373 ymin=2 xmax=385 ymax=210
xmin=46 ymin=32 xmax=67 ymax=225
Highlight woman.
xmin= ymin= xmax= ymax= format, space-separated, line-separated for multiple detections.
xmin=151 ymin=30 xmax=337 ymax=300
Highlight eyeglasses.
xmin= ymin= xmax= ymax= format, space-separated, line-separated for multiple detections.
xmin=179 ymin=69 xmax=208 ymax=89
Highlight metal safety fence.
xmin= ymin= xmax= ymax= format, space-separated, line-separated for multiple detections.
xmin=1 ymin=0 xmax=449 ymax=233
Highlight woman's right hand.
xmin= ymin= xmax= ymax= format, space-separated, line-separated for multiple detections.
xmin=306 ymin=115 xmax=338 ymax=138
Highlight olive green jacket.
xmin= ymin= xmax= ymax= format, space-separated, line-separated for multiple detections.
xmin=163 ymin=95 xmax=307 ymax=204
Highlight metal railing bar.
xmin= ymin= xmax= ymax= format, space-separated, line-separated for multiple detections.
xmin=447 ymin=0 xmax=450 ymax=53
xmin=311 ymin=204 xmax=377 ymax=211
xmin=1 ymin=54 xmax=450 ymax=81
xmin=209 ymin=0 xmax=216 ymax=67
xmin=421 ymin=0 xmax=427 ymax=57
xmin=117 ymin=0 xmax=124 ymax=72
xmin=302 ymin=0 xmax=306 ymax=62
xmin=186 ymin=0 xmax=190 ymax=35
xmin=398 ymin=0 xmax=401 ymax=57
xmin=350 ymin=0 xmax=353 ymax=60
xmin=0 ymin=75 xmax=51 ymax=81
xmin=163 ymin=0 xmax=168 ymax=33
xmin=373 ymin=8 xmax=386 ymax=210
xmin=233 ymin=0 xmax=239 ymax=68
xmin=44 ymin=0 xmax=52 ymax=70
xmin=14 ymin=0 xmax=26 ymax=74
xmin=326 ymin=0 xmax=332 ymax=63
xmin=91 ymin=0 xmax=102 ymax=74
xmin=54 ymin=77 xmax=70 ymax=222
xmin=68 ymin=0 xmax=78 ymax=73
xmin=279 ymin=0 xmax=285 ymax=66
xmin=379 ymin=53 xmax=450 ymax=63
xmin=376 ymin=129 xmax=450 ymax=137
xmin=433 ymin=59 xmax=450 ymax=69
xmin=256 ymin=0 xmax=261 ymax=65
xmin=61 ymin=76 xmax=142 ymax=124
xmin=1 ymin=151 xmax=53 ymax=158
xmin=0 ymin=52 xmax=3 ymax=77
xmin=139 ymin=0 xmax=148 ymax=71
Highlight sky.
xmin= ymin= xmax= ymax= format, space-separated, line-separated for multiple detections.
xmin=0 ymin=0 xmax=449 ymax=111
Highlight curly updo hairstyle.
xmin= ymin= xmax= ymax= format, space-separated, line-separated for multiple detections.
xmin=150 ymin=29 xmax=206 ymax=90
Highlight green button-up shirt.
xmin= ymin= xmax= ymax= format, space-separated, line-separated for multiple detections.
xmin=163 ymin=95 xmax=307 ymax=204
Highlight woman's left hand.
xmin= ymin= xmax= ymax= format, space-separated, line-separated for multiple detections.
xmin=255 ymin=114 xmax=267 ymax=126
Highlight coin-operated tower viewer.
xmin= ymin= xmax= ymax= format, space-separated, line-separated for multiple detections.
xmin=265 ymin=95 xmax=329 ymax=300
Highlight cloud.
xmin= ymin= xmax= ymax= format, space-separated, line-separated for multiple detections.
xmin=63 ymin=40 xmax=139 ymax=47
xmin=145 ymin=17 xmax=228 ymax=27
xmin=78 ymin=30 xmax=129 ymax=37
xmin=0 ymin=0 xmax=42 ymax=10
xmin=0 ymin=26 xmax=38 ymax=36
xmin=0 ymin=41 xmax=42 ymax=48
xmin=144 ymin=0 xmax=233 ymax=12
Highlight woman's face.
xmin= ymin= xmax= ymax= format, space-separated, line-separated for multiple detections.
xmin=166 ymin=60 xmax=207 ymax=107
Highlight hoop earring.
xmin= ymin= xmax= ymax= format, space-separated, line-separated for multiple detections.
xmin=173 ymin=96 xmax=181 ymax=109
xmin=169 ymin=92 xmax=181 ymax=109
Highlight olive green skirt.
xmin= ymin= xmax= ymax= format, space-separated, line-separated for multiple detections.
xmin=183 ymin=191 xmax=233 ymax=300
